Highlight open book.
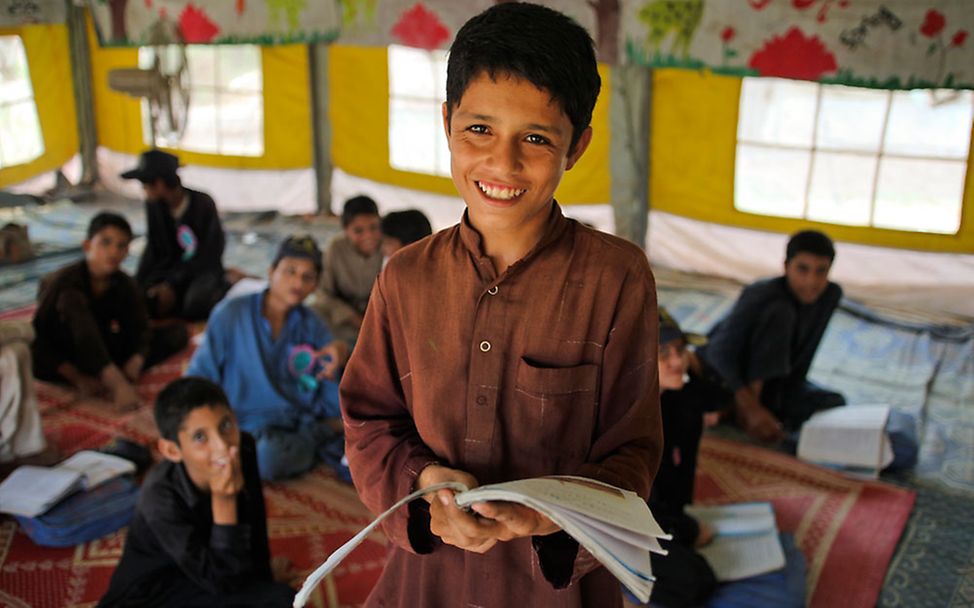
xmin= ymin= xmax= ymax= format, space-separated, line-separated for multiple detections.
xmin=684 ymin=502 xmax=785 ymax=581
xmin=0 ymin=450 xmax=136 ymax=518
xmin=293 ymin=476 xmax=669 ymax=607
xmin=797 ymin=404 xmax=894 ymax=477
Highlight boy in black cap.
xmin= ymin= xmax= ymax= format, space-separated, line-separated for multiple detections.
xmin=186 ymin=235 xmax=350 ymax=481
xmin=121 ymin=149 xmax=227 ymax=320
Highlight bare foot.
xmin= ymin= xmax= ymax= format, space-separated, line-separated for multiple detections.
xmin=100 ymin=365 xmax=140 ymax=412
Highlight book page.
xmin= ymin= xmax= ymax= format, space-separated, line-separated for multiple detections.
xmin=0 ymin=466 xmax=83 ymax=517
xmin=696 ymin=529 xmax=786 ymax=581
xmin=58 ymin=450 xmax=136 ymax=490
xmin=797 ymin=404 xmax=891 ymax=469
xmin=685 ymin=502 xmax=776 ymax=536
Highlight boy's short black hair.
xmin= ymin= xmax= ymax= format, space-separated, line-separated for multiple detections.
xmin=87 ymin=212 xmax=133 ymax=241
xmin=786 ymin=230 xmax=835 ymax=263
xmin=446 ymin=2 xmax=601 ymax=153
xmin=155 ymin=377 xmax=230 ymax=442
xmin=381 ymin=210 xmax=433 ymax=247
xmin=341 ymin=195 xmax=380 ymax=228
xmin=272 ymin=234 xmax=323 ymax=275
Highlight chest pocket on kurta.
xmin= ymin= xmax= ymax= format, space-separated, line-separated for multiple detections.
xmin=513 ymin=358 xmax=599 ymax=466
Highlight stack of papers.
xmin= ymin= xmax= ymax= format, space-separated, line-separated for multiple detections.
xmin=685 ymin=502 xmax=785 ymax=581
xmin=797 ymin=404 xmax=894 ymax=477
xmin=0 ymin=450 xmax=136 ymax=518
xmin=293 ymin=476 xmax=670 ymax=607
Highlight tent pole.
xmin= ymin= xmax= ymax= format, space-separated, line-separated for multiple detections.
xmin=609 ymin=63 xmax=651 ymax=249
xmin=308 ymin=42 xmax=333 ymax=216
xmin=68 ymin=0 xmax=99 ymax=188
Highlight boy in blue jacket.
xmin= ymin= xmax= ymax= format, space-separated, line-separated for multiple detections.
xmin=186 ymin=235 xmax=349 ymax=480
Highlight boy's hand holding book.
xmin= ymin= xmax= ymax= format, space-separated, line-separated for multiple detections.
xmin=417 ymin=464 xmax=559 ymax=553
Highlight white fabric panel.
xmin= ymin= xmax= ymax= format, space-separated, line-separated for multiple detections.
xmin=648 ymin=211 xmax=974 ymax=319
xmin=96 ymin=148 xmax=317 ymax=215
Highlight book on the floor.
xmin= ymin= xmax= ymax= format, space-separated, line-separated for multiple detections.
xmin=0 ymin=450 xmax=136 ymax=518
xmin=684 ymin=502 xmax=785 ymax=581
xmin=797 ymin=404 xmax=894 ymax=476
xmin=293 ymin=476 xmax=670 ymax=607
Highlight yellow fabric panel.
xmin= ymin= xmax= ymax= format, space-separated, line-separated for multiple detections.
xmin=650 ymin=68 xmax=974 ymax=253
xmin=0 ymin=25 xmax=78 ymax=188
xmin=87 ymin=15 xmax=144 ymax=156
xmin=329 ymin=45 xmax=611 ymax=204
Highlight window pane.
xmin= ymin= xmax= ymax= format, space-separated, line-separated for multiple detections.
xmin=0 ymin=101 xmax=44 ymax=166
xmin=806 ymin=152 xmax=875 ymax=226
xmin=874 ymin=158 xmax=965 ymax=234
xmin=738 ymin=78 xmax=818 ymax=147
xmin=389 ymin=45 xmax=441 ymax=99
xmin=389 ymin=98 xmax=440 ymax=174
xmin=179 ymin=89 xmax=219 ymax=154
xmin=734 ymin=144 xmax=809 ymax=218
xmin=885 ymin=90 xmax=973 ymax=159
xmin=218 ymin=46 xmax=261 ymax=93
xmin=0 ymin=37 xmax=44 ymax=169
xmin=187 ymin=45 xmax=218 ymax=88
xmin=817 ymin=85 xmax=887 ymax=153
xmin=217 ymin=92 xmax=264 ymax=156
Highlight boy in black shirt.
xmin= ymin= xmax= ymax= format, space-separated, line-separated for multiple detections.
xmin=32 ymin=212 xmax=187 ymax=410
xmin=99 ymin=377 xmax=294 ymax=607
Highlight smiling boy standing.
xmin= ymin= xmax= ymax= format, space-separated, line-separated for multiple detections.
xmin=340 ymin=4 xmax=662 ymax=607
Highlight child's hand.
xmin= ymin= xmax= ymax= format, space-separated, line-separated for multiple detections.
xmin=209 ymin=445 xmax=244 ymax=499
xmin=469 ymin=501 xmax=560 ymax=540
xmin=418 ymin=464 xmax=498 ymax=554
xmin=314 ymin=340 xmax=349 ymax=381
xmin=123 ymin=354 xmax=144 ymax=382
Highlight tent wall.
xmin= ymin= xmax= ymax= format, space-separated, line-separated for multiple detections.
xmin=0 ymin=24 xmax=78 ymax=189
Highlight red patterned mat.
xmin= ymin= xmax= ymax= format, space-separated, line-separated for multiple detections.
xmin=695 ymin=436 xmax=916 ymax=608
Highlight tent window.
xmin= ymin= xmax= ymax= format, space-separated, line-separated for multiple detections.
xmin=0 ymin=36 xmax=44 ymax=169
xmin=139 ymin=45 xmax=263 ymax=156
xmin=735 ymin=78 xmax=972 ymax=235
xmin=388 ymin=45 xmax=449 ymax=177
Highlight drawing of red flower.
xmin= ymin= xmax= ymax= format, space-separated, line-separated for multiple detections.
xmin=748 ymin=27 xmax=837 ymax=80
xmin=391 ymin=4 xmax=450 ymax=51
xmin=920 ymin=10 xmax=946 ymax=38
xmin=951 ymin=30 xmax=968 ymax=47
xmin=236 ymin=0 xmax=245 ymax=16
xmin=179 ymin=3 xmax=219 ymax=43
xmin=721 ymin=27 xmax=735 ymax=43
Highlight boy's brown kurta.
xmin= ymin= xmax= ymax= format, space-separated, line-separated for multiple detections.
xmin=341 ymin=205 xmax=662 ymax=608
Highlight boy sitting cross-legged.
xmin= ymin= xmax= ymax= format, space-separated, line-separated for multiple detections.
xmin=98 ymin=377 xmax=295 ymax=607
xmin=32 ymin=212 xmax=188 ymax=410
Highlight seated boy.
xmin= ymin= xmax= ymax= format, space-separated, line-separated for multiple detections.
xmin=380 ymin=209 xmax=433 ymax=260
xmin=32 ymin=212 xmax=188 ymax=410
xmin=186 ymin=235 xmax=349 ymax=481
xmin=309 ymin=195 xmax=383 ymax=343
xmin=697 ymin=230 xmax=845 ymax=442
xmin=636 ymin=311 xmax=804 ymax=608
xmin=98 ymin=377 xmax=294 ymax=607
xmin=121 ymin=149 xmax=228 ymax=320
xmin=340 ymin=5 xmax=662 ymax=607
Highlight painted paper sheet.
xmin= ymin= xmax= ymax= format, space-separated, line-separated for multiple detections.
xmin=87 ymin=0 xmax=341 ymax=45
xmin=622 ymin=0 xmax=974 ymax=89
xmin=0 ymin=0 xmax=67 ymax=26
